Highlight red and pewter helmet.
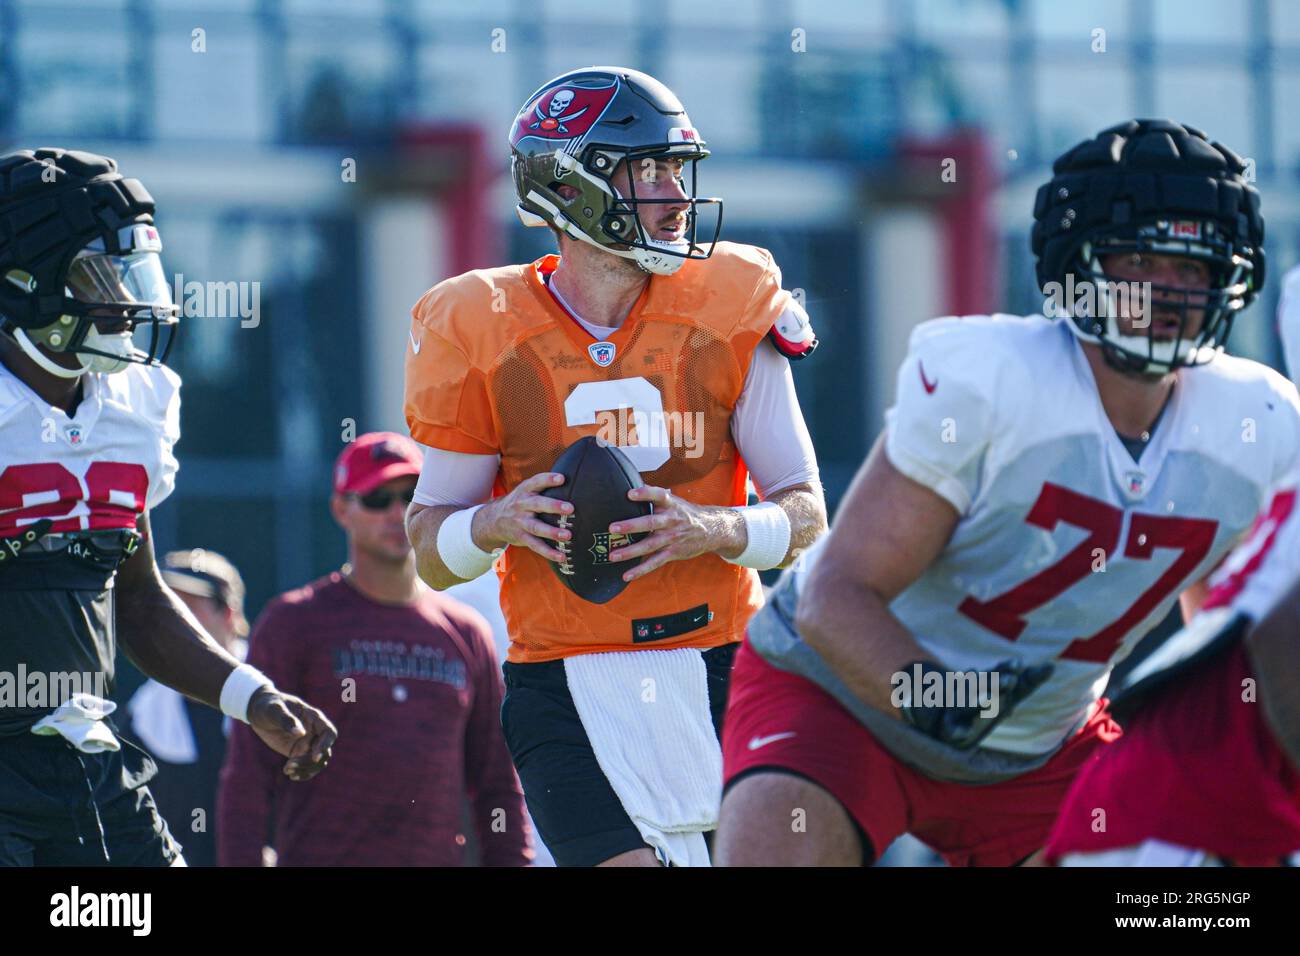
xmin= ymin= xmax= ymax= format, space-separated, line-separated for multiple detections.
xmin=508 ymin=66 xmax=723 ymax=276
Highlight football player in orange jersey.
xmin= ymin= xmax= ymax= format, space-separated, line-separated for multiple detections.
xmin=403 ymin=67 xmax=827 ymax=866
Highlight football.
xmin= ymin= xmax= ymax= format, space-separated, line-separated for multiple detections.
xmin=540 ymin=436 xmax=652 ymax=604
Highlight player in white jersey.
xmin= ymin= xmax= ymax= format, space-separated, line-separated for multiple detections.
xmin=1046 ymin=472 xmax=1300 ymax=866
xmin=715 ymin=119 xmax=1299 ymax=866
xmin=0 ymin=149 xmax=336 ymax=866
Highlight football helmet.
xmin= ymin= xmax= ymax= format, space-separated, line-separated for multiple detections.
xmin=0 ymin=148 xmax=178 ymax=378
xmin=509 ymin=66 xmax=723 ymax=276
xmin=1032 ymin=120 xmax=1264 ymax=376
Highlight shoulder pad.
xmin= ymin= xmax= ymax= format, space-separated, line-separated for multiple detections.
xmin=767 ymin=297 xmax=818 ymax=361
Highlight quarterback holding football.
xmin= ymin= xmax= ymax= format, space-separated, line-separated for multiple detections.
xmin=0 ymin=149 xmax=337 ymax=866
xmin=714 ymin=120 xmax=1300 ymax=866
xmin=405 ymin=67 xmax=827 ymax=866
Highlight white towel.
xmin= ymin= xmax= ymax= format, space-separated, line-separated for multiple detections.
xmin=128 ymin=679 xmax=198 ymax=764
xmin=564 ymin=648 xmax=721 ymax=867
xmin=30 ymin=693 xmax=121 ymax=754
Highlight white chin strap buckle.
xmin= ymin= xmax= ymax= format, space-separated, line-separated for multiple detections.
xmin=633 ymin=240 xmax=690 ymax=276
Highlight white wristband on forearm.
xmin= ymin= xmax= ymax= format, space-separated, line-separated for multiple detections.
xmin=725 ymin=501 xmax=792 ymax=570
xmin=437 ymin=504 xmax=502 ymax=580
xmin=221 ymin=664 xmax=273 ymax=723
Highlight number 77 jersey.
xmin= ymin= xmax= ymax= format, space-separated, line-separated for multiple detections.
xmin=883 ymin=314 xmax=1300 ymax=754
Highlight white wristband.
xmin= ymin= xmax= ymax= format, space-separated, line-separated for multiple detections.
xmin=437 ymin=504 xmax=502 ymax=580
xmin=725 ymin=501 xmax=792 ymax=570
xmin=221 ymin=664 xmax=273 ymax=724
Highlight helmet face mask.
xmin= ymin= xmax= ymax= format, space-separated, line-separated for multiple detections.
xmin=5 ymin=228 xmax=178 ymax=378
xmin=1059 ymin=223 xmax=1253 ymax=378
xmin=584 ymin=145 xmax=721 ymax=272
xmin=509 ymin=67 xmax=724 ymax=276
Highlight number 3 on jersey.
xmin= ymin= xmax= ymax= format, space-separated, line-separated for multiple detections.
xmin=958 ymin=482 xmax=1218 ymax=663
xmin=564 ymin=377 xmax=668 ymax=472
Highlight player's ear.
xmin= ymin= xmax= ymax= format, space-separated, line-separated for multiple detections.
xmin=328 ymin=492 xmax=351 ymax=528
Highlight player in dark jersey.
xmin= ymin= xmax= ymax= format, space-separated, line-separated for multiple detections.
xmin=0 ymin=148 xmax=337 ymax=866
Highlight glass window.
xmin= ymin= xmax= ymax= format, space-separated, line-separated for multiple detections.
xmin=154 ymin=0 xmax=257 ymax=10
xmin=1271 ymin=0 xmax=1300 ymax=42
xmin=1152 ymin=0 xmax=1248 ymax=43
xmin=538 ymin=0 xmax=640 ymax=26
xmin=916 ymin=0 xmax=1010 ymax=38
xmin=1033 ymin=56 xmax=1133 ymax=164
xmin=417 ymin=43 xmax=529 ymax=126
xmin=667 ymin=51 xmax=759 ymax=154
xmin=539 ymin=26 xmax=638 ymax=83
xmin=1274 ymin=72 xmax=1300 ymax=171
xmin=285 ymin=0 xmax=385 ymax=15
xmin=284 ymin=32 xmax=402 ymax=142
xmin=13 ymin=18 xmax=133 ymax=138
xmin=1031 ymin=0 xmax=1129 ymax=41
xmin=153 ymin=27 xmax=268 ymax=142
xmin=943 ymin=52 xmax=1013 ymax=134
xmin=413 ymin=0 xmax=515 ymax=24
xmin=790 ymin=0 xmax=889 ymax=33
xmin=1154 ymin=66 xmax=1253 ymax=159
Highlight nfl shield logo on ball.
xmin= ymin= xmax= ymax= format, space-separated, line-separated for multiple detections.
xmin=588 ymin=342 xmax=616 ymax=367
xmin=589 ymin=531 xmax=633 ymax=565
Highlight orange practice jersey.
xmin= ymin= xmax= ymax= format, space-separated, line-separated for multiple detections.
xmin=405 ymin=241 xmax=792 ymax=663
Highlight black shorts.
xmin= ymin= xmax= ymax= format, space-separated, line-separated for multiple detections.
xmin=0 ymin=727 xmax=184 ymax=867
xmin=501 ymin=642 xmax=737 ymax=867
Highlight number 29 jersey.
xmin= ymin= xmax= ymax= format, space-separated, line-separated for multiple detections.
xmin=0 ymin=360 xmax=180 ymax=733
xmin=771 ymin=315 xmax=1299 ymax=757
xmin=404 ymin=242 xmax=791 ymax=663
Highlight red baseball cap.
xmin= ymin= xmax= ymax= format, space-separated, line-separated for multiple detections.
xmin=334 ymin=432 xmax=423 ymax=496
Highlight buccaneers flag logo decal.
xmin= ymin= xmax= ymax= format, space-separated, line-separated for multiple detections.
xmin=518 ymin=80 xmax=618 ymax=141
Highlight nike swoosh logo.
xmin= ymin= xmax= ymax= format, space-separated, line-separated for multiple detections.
xmin=747 ymin=731 xmax=796 ymax=751
xmin=409 ymin=328 xmax=422 ymax=354
xmin=919 ymin=359 xmax=937 ymax=394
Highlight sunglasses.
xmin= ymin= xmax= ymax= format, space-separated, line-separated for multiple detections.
xmin=352 ymin=486 xmax=415 ymax=511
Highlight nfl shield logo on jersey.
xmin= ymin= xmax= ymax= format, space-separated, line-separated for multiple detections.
xmin=1125 ymin=470 xmax=1146 ymax=495
xmin=588 ymin=342 xmax=616 ymax=367
xmin=64 ymin=424 xmax=84 ymax=446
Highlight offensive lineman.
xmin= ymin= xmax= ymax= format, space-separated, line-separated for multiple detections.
xmin=714 ymin=120 xmax=1300 ymax=866
xmin=0 ymin=149 xmax=336 ymax=866
xmin=404 ymin=67 xmax=826 ymax=866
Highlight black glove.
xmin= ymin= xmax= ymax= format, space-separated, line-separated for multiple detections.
xmin=899 ymin=658 xmax=1055 ymax=750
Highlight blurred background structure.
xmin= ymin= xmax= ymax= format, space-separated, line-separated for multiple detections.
xmin=2 ymin=0 xmax=1295 ymax=638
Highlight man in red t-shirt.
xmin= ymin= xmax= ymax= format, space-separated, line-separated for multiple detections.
xmin=216 ymin=432 xmax=532 ymax=866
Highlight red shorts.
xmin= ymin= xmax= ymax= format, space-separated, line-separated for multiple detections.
xmin=722 ymin=639 xmax=1122 ymax=867
xmin=1044 ymin=641 xmax=1300 ymax=865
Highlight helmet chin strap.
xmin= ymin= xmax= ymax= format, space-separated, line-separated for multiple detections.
xmin=13 ymin=328 xmax=90 ymax=379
